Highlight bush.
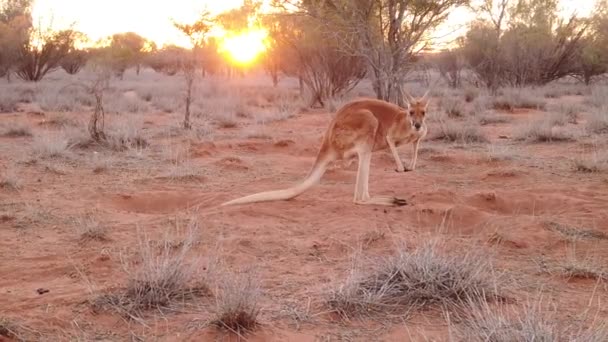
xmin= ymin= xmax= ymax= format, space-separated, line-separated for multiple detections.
xmin=328 ymin=240 xmax=509 ymax=317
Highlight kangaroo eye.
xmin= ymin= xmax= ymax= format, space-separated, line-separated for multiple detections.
xmin=421 ymin=111 xmax=426 ymax=116
xmin=409 ymin=110 xmax=415 ymax=115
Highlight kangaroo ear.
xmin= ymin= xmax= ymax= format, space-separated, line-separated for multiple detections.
xmin=402 ymin=89 xmax=415 ymax=105
xmin=421 ymin=90 xmax=431 ymax=109
xmin=421 ymin=90 xmax=430 ymax=102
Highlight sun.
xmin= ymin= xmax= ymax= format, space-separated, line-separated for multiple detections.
xmin=218 ymin=28 xmax=269 ymax=66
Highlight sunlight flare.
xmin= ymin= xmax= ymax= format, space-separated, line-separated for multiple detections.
xmin=218 ymin=28 xmax=269 ymax=66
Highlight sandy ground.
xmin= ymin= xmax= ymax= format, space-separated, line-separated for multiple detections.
xmin=1 ymin=84 xmax=608 ymax=341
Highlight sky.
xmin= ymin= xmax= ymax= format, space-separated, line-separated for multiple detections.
xmin=32 ymin=0 xmax=599 ymax=48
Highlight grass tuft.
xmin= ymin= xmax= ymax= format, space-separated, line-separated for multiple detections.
xmin=31 ymin=131 xmax=70 ymax=158
xmin=0 ymin=122 xmax=33 ymax=137
xmin=544 ymin=221 xmax=607 ymax=240
xmin=0 ymin=168 xmax=22 ymax=191
xmin=73 ymin=212 xmax=108 ymax=241
xmin=457 ymin=297 xmax=608 ymax=341
xmin=432 ymin=119 xmax=488 ymax=144
xmin=212 ymin=271 xmax=261 ymax=334
xmin=327 ymin=240 xmax=509 ymax=318
xmin=514 ymin=121 xmax=576 ymax=143
xmin=92 ymin=224 xmax=208 ymax=318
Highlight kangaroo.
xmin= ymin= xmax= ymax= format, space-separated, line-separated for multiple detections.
xmin=221 ymin=91 xmax=430 ymax=207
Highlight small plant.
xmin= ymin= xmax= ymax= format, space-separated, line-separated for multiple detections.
xmin=544 ymin=221 xmax=607 ymax=241
xmin=212 ymin=270 xmax=261 ymax=334
xmin=540 ymin=247 xmax=608 ymax=281
xmin=73 ymin=212 xmax=107 ymax=241
xmin=457 ymin=297 xmax=608 ymax=341
xmin=432 ymin=119 xmax=488 ymax=144
xmin=514 ymin=120 xmax=575 ymax=143
xmin=549 ymin=103 xmax=580 ymax=125
xmin=573 ymin=151 xmax=608 ymax=173
xmin=31 ymin=131 xmax=70 ymax=158
xmin=585 ymin=107 xmax=608 ymax=134
xmin=92 ymin=225 xmax=208 ymax=318
xmin=478 ymin=112 xmax=512 ymax=126
xmin=327 ymin=240 xmax=509 ymax=318
xmin=443 ymin=97 xmax=466 ymax=118
xmin=464 ymin=88 xmax=478 ymax=103
xmin=492 ymin=89 xmax=546 ymax=111
xmin=0 ymin=122 xmax=32 ymax=137
xmin=105 ymin=117 xmax=149 ymax=151
xmin=0 ymin=168 xmax=22 ymax=191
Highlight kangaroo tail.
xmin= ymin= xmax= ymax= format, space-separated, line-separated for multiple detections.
xmin=221 ymin=151 xmax=333 ymax=206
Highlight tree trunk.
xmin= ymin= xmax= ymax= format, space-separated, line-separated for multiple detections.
xmin=184 ymin=73 xmax=193 ymax=130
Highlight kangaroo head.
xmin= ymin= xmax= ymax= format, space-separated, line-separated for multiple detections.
xmin=404 ymin=90 xmax=430 ymax=131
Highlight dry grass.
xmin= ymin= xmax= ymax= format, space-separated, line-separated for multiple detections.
xmin=327 ymin=240 xmax=509 ymax=318
xmin=72 ymin=212 xmax=108 ymax=241
xmin=544 ymin=221 xmax=607 ymax=241
xmin=540 ymin=248 xmax=608 ymax=281
xmin=432 ymin=119 xmax=488 ymax=144
xmin=162 ymin=144 xmax=203 ymax=181
xmin=548 ymin=103 xmax=580 ymax=125
xmin=441 ymin=97 xmax=466 ymax=118
xmin=31 ymin=131 xmax=71 ymax=158
xmin=478 ymin=112 xmax=512 ymax=126
xmin=573 ymin=151 xmax=608 ymax=173
xmin=0 ymin=168 xmax=22 ymax=191
xmin=0 ymin=317 xmax=40 ymax=341
xmin=92 ymin=225 xmax=208 ymax=318
xmin=514 ymin=120 xmax=576 ymax=143
xmin=464 ymin=88 xmax=479 ymax=103
xmin=105 ymin=116 xmax=149 ymax=151
xmin=484 ymin=144 xmax=516 ymax=162
xmin=492 ymin=89 xmax=547 ymax=111
xmin=457 ymin=297 xmax=608 ymax=341
xmin=0 ymin=122 xmax=33 ymax=137
xmin=212 ymin=270 xmax=261 ymax=334
xmin=585 ymin=86 xmax=608 ymax=108
xmin=585 ymin=107 xmax=608 ymax=134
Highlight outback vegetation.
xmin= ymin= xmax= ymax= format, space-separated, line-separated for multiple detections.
xmin=1 ymin=0 xmax=608 ymax=340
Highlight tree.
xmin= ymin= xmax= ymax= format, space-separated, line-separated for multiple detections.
xmin=261 ymin=9 xmax=366 ymax=107
xmin=60 ymin=47 xmax=88 ymax=75
xmin=434 ymin=47 xmax=465 ymax=88
xmin=173 ymin=12 xmax=213 ymax=129
xmin=60 ymin=31 xmax=89 ymax=75
xmin=16 ymin=26 xmax=79 ymax=82
xmin=293 ymin=0 xmax=469 ymax=106
xmin=0 ymin=0 xmax=32 ymax=80
xmin=464 ymin=0 xmax=589 ymax=89
xmin=108 ymin=32 xmax=149 ymax=78
xmin=574 ymin=0 xmax=608 ymax=85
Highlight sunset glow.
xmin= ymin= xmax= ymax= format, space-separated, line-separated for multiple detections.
xmin=31 ymin=0 xmax=599 ymax=53
xmin=218 ymin=28 xmax=269 ymax=66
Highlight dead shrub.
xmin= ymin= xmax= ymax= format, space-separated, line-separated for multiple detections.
xmin=0 ymin=168 xmax=22 ymax=191
xmin=492 ymin=90 xmax=547 ymax=111
xmin=327 ymin=240 xmax=509 ymax=318
xmin=0 ymin=122 xmax=33 ymax=137
xmin=544 ymin=221 xmax=607 ymax=241
xmin=212 ymin=271 xmax=261 ymax=334
xmin=432 ymin=119 xmax=488 ymax=144
xmin=73 ymin=212 xmax=107 ymax=241
xmin=585 ymin=107 xmax=608 ymax=134
xmin=478 ymin=113 xmax=512 ymax=126
xmin=573 ymin=151 xmax=608 ymax=173
xmin=540 ymin=248 xmax=608 ymax=281
xmin=514 ymin=120 xmax=576 ymax=143
xmin=457 ymin=297 xmax=608 ymax=342
xmin=92 ymin=225 xmax=208 ymax=318
xmin=442 ymin=97 xmax=466 ymax=118
xmin=31 ymin=131 xmax=71 ymax=158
